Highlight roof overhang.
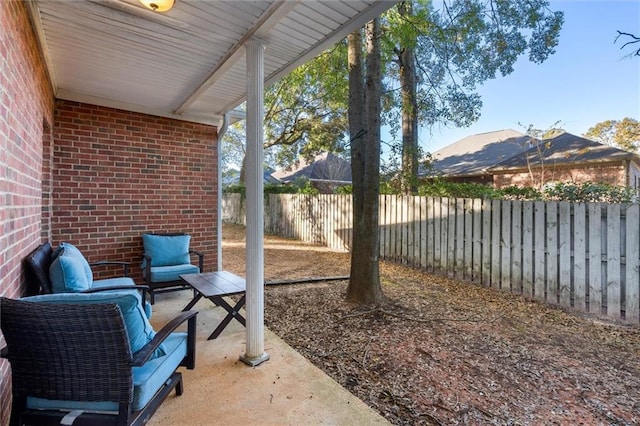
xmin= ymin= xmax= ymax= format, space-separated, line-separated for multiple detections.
xmin=27 ymin=0 xmax=397 ymax=127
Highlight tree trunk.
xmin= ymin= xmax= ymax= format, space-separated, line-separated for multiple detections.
xmin=346 ymin=20 xmax=384 ymax=304
xmin=239 ymin=155 xmax=247 ymax=185
xmin=398 ymin=1 xmax=419 ymax=195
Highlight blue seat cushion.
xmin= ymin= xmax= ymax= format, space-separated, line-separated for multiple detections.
xmin=142 ymin=234 xmax=191 ymax=267
xmin=132 ymin=332 xmax=187 ymax=410
xmin=26 ymin=332 xmax=187 ymax=413
xmin=92 ymin=277 xmax=152 ymax=319
xmin=49 ymin=243 xmax=93 ymax=292
xmin=22 ymin=292 xmax=162 ymax=357
xmin=148 ymin=264 xmax=199 ymax=283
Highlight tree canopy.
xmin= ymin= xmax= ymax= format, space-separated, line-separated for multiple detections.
xmin=221 ymin=0 xmax=564 ymax=191
xmin=584 ymin=118 xmax=640 ymax=153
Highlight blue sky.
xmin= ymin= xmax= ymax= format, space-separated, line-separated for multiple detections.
xmin=409 ymin=0 xmax=640 ymax=154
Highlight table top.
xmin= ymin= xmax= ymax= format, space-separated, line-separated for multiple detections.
xmin=180 ymin=271 xmax=246 ymax=298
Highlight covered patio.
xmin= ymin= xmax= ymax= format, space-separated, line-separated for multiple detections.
xmin=1 ymin=0 xmax=396 ymax=424
xmin=146 ymin=289 xmax=388 ymax=424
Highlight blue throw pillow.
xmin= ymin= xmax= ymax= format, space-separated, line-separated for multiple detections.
xmin=142 ymin=234 xmax=191 ymax=267
xmin=49 ymin=243 xmax=94 ymax=293
xmin=22 ymin=292 xmax=165 ymax=358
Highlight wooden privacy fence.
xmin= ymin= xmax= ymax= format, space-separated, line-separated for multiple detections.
xmin=222 ymin=193 xmax=640 ymax=324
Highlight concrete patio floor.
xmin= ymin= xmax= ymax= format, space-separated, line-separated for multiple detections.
xmin=146 ymin=289 xmax=389 ymax=426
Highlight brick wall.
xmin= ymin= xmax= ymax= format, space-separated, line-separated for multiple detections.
xmin=52 ymin=100 xmax=219 ymax=283
xmin=493 ymin=162 xmax=628 ymax=189
xmin=0 ymin=0 xmax=55 ymax=423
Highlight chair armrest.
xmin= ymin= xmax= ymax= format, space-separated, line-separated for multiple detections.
xmin=82 ymin=284 xmax=150 ymax=304
xmin=189 ymin=250 xmax=204 ymax=272
xmin=131 ymin=310 xmax=198 ymax=368
xmin=142 ymin=253 xmax=152 ymax=282
xmin=89 ymin=260 xmax=130 ymax=277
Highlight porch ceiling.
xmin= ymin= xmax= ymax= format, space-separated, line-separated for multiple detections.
xmin=28 ymin=0 xmax=396 ymax=127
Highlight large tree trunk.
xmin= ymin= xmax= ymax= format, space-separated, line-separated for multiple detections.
xmin=346 ymin=20 xmax=384 ymax=304
xmin=239 ymin=155 xmax=247 ymax=185
xmin=398 ymin=1 xmax=419 ymax=195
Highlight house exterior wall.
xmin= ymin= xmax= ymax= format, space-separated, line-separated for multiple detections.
xmin=1 ymin=0 xmax=55 ymax=422
xmin=53 ymin=100 xmax=219 ymax=283
xmin=630 ymin=161 xmax=640 ymax=190
xmin=492 ymin=162 xmax=628 ymax=189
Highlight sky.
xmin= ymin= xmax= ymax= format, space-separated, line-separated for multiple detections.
xmin=409 ymin=0 xmax=640 ymax=155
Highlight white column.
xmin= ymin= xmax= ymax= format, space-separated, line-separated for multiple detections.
xmin=240 ymin=38 xmax=270 ymax=367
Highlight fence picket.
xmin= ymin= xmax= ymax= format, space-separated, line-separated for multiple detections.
xmin=464 ymin=198 xmax=474 ymax=280
xmin=472 ymin=198 xmax=482 ymax=283
xmin=434 ymin=198 xmax=442 ymax=272
xmin=558 ymin=202 xmax=571 ymax=307
xmin=420 ymin=197 xmax=428 ymax=269
xmin=501 ymin=200 xmax=511 ymax=291
xmin=413 ymin=197 xmax=421 ymax=267
xmin=400 ymin=196 xmax=408 ymax=263
xmin=427 ymin=197 xmax=435 ymax=271
xmin=455 ymin=199 xmax=465 ymax=280
xmin=522 ymin=202 xmax=534 ymax=298
xmin=482 ymin=199 xmax=492 ymax=286
xmin=491 ymin=200 xmax=501 ymax=288
xmin=442 ymin=198 xmax=451 ymax=276
xmin=626 ymin=204 xmax=640 ymax=323
xmin=391 ymin=195 xmax=398 ymax=262
xmin=384 ymin=195 xmax=392 ymax=259
xmin=547 ymin=202 xmax=559 ymax=305
xmin=588 ymin=204 xmax=603 ymax=314
xmin=534 ymin=202 xmax=546 ymax=301
xmin=607 ymin=204 xmax=621 ymax=319
xmin=511 ymin=201 xmax=522 ymax=294
xmin=573 ymin=204 xmax=587 ymax=311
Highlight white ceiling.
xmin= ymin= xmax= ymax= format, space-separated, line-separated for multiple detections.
xmin=28 ymin=0 xmax=396 ymax=127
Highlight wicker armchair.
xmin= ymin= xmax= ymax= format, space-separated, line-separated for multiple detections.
xmin=0 ymin=296 xmax=197 ymax=426
xmin=141 ymin=232 xmax=204 ymax=304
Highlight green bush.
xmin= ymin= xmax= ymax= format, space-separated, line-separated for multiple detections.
xmin=223 ymin=184 xmax=245 ymax=195
xmin=224 ymin=180 xmax=319 ymax=195
xmin=498 ymin=186 xmax=542 ymax=200
xmin=542 ymin=182 xmax=638 ymax=203
xmin=417 ymin=180 xmax=499 ymax=199
xmin=264 ymin=183 xmax=298 ymax=194
xmin=335 ymin=184 xmax=352 ymax=194
xmin=227 ymin=178 xmax=638 ymax=203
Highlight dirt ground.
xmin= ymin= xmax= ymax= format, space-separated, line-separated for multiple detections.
xmin=221 ymin=223 xmax=640 ymax=425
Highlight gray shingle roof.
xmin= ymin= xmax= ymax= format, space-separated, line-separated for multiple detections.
xmin=425 ymin=129 xmax=533 ymax=177
xmin=271 ymin=152 xmax=352 ymax=183
xmin=488 ymin=132 xmax=640 ymax=171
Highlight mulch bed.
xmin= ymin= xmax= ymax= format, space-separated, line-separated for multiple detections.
xmin=224 ymin=224 xmax=640 ymax=425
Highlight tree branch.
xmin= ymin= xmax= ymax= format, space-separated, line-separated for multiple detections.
xmin=615 ymin=30 xmax=640 ymax=57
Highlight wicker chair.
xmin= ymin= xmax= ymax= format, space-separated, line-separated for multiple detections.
xmin=0 ymin=296 xmax=197 ymax=426
xmin=141 ymin=232 xmax=204 ymax=304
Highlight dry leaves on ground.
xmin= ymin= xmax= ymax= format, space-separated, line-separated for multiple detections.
xmin=222 ymin=224 xmax=640 ymax=425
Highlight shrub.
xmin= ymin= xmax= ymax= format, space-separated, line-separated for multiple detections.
xmin=417 ymin=180 xmax=498 ymax=199
xmin=542 ymin=182 xmax=638 ymax=203
xmin=498 ymin=186 xmax=542 ymax=200
xmin=264 ymin=183 xmax=298 ymax=194
xmin=223 ymin=184 xmax=245 ymax=195
xmin=335 ymin=184 xmax=352 ymax=194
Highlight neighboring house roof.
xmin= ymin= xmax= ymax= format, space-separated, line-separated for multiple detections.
xmin=222 ymin=167 xmax=281 ymax=187
xmin=222 ymin=169 xmax=241 ymax=187
xmin=425 ymin=129 xmax=532 ymax=177
xmin=488 ymin=132 xmax=640 ymax=172
xmin=271 ymin=152 xmax=352 ymax=183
